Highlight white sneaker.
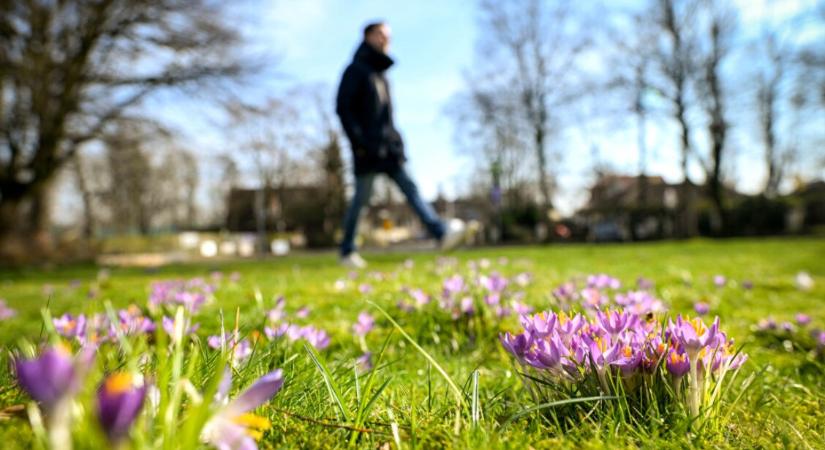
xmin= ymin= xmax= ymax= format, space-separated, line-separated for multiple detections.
xmin=440 ymin=219 xmax=466 ymax=251
xmin=340 ymin=252 xmax=368 ymax=269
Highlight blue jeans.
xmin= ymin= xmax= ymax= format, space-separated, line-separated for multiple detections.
xmin=341 ymin=166 xmax=445 ymax=256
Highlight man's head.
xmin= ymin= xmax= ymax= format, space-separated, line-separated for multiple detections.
xmin=363 ymin=22 xmax=391 ymax=53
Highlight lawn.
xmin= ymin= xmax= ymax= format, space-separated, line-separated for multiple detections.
xmin=1 ymin=237 xmax=823 ymax=449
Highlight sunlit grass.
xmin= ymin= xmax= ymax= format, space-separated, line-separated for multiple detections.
xmin=1 ymin=237 xmax=823 ymax=448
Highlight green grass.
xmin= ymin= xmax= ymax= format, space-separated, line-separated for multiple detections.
xmin=1 ymin=237 xmax=824 ymax=449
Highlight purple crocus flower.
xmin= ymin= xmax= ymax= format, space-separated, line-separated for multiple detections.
xmin=636 ymin=277 xmax=654 ymax=290
xmin=356 ymin=352 xmax=373 ymax=371
xmin=512 ymin=301 xmax=533 ymax=315
xmin=520 ymin=311 xmax=557 ymax=338
xmin=442 ymin=275 xmax=465 ymax=298
xmin=741 ymin=280 xmax=754 ymax=290
xmin=352 ymin=312 xmax=375 ymax=337
xmin=409 ymin=288 xmax=430 ymax=307
xmin=113 ymin=307 xmax=155 ymax=336
xmin=694 ymin=302 xmax=710 ymax=316
xmin=500 ymin=332 xmax=530 ymax=359
xmin=795 ymin=313 xmax=811 ymax=326
xmin=294 ymin=307 xmax=309 ymax=319
xmin=587 ymin=274 xmax=621 ymax=290
xmin=53 ymin=313 xmax=87 ymax=340
xmin=460 ymin=297 xmax=475 ymax=315
xmin=484 ymin=292 xmax=501 ymax=306
xmin=302 ymin=326 xmax=331 ymax=350
xmin=203 ymin=369 xmax=284 ymax=450
xmin=665 ymin=349 xmax=690 ymax=378
xmin=148 ymin=278 xmax=214 ymax=313
xmin=757 ymin=317 xmax=777 ymax=331
xmin=0 ymin=299 xmax=16 ymax=320
xmin=552 ymin=282 xmax=579 ymax=302
xmin=207 ymin=335 xmax=252 ymax=363
xmin=524 ymin=336 xmax=565 ymax=370
xmin=14 ymin=345 xmax=92 ymax=413
xmin=264 ymin=323 xmax=289 ymax=340
xmin=580 ymin=288 xmax=609 ymax=309
xmin=480 ymin=273 xmax=508 ymax=293
xmin=494 ymin=305 xmax=512 ymax=318
xmin=612 ymin=343 xmax=643 ymax=374
xmin=358 ymin=283 xmax=373 ymax=294
xmin=668 ymin=315 xmax=719 ymax=354
xmin=713 ymin=275 xmax=727 ymax=288
xmin=97 ymin=373 xmax=146 ymax=443
xmin=161 ymin=315 xmax=199 ymax=342
xmin=583 ymin=334 xmax=621 ymax=370
xmin=596 ymin=310 xmax=639 ymax=336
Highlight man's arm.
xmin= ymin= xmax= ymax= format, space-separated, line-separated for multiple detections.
xmin=336 ymin=66 xmax=366 ymax=151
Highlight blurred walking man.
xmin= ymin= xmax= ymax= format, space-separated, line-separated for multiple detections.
xmin=336 ymin=22 xmax=464 ymax=268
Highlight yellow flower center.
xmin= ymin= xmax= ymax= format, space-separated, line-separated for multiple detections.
xmin=233 ymin=413 xmax=271 ymax=440
xmin=595 ymin=337 xmax=607 ymax=352
xmin=669 ymin=352 xmax=686 ymax=364
xmin=689 ymin=318 xmax=707 ymax=336
xmin=56 ymin=340 xmax=73 ymax=355
xmin=623 ymin=346 xmax=633 ymax=358
xmin=105 ymin=373 xmax=134 ymax=394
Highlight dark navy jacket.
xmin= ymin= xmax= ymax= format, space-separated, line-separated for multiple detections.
xmin=336 ymin=42 xmax=405 ymax=175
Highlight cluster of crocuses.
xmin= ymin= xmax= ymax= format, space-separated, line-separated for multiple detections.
xmin=754 ymin=313 xmax=825 ymax=358
xmin=501 ymin=310 xmax=747 ymax=418
xmin=148 ymin=277 xmax=216 ymax=313
xmin=396 ymin=271 xmax=533 ymax=321
xmin=13 ymin=341 xmax=284 ymax=449
xmin=552 ymin=274 xmax=665 ymax=316
xmin=53 ymin=305 xmax=157 ymax=347
xmin=260 ymin=296 xmax=331 ymax=350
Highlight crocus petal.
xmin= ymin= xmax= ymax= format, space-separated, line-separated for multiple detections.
xmin=224 ymin=370 xmax=284 ymax=417
xmin=97 ymin=383 xmax=146 ymax=442
xmin=15 ymin=347 xmax=76 ymax=410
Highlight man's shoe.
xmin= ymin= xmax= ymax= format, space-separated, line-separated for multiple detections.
xmin=340 ymin=252 xmax=368 ymax=269
xmin=440 ymin=219 xmax=466 ymax=251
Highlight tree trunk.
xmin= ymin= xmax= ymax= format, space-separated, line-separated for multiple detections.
xmin=71 ymin=154 xmax=96 ymax=239
xmin=0 ymin=184 xmax=53 ymax=262
xmin=0 ymin=197 xmax=24 ymax=261
xmin=675 ymin=97 xmax=698 ymax=238
xmin=27 ymin=182 xmax=55 ymax=257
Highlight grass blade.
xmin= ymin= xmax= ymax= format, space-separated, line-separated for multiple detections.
xmin=504 ymin=396 xmax=618 ymax=425
xmin=369 ymin=301 xmax=464 ymax=407
xmin=304 ymin=343 xmax=350 ymax=422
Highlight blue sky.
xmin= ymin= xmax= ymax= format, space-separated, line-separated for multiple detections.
xmin=143 ymin=0 xmax=821 ymax=218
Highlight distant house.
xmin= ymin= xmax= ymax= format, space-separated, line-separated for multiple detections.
xmin=578 ymin=173 xmax=764 ymax=240
xmin=577 ymin=174 xmax=697 ymax=241
xmin=225 ymin=185 xmax=343 ymax=247
xmin=787 ymin=180 xmax=825 ymax=231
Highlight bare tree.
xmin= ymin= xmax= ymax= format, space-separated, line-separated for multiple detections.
xmin=753 ymin=30 xmax=795 ymax=198
xmin=70 ymin=152 xmax=96 ymax=239
xmin=448 ymin=87 xmax=531 ymax=207
xmin=694 ymin=1 xmax=737 ymax=233
xmin=0 ymin=0 xmax=250 ymax=258
xmin=102 ymin=121 xmax=158 ymax=234
xmin=646 ymin=0 xmax=702 ymax=236
xmin=472 ymin=0 xmax=593 ymax=221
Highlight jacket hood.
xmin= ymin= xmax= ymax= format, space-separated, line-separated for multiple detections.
xmin=353 ymin=41 xmax=394 ymax=72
